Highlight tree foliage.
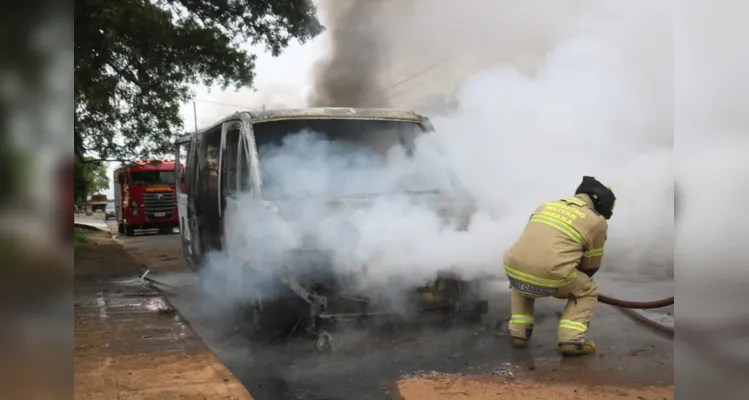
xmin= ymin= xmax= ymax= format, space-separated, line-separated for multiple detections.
xmin=74 ymin=0 xmax=323 ymax=161
xmin=74 ymin=155 xmax=110 ymax=203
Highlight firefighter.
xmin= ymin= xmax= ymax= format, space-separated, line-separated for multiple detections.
xmin=503 ymin=176 xmax=616 ymax=356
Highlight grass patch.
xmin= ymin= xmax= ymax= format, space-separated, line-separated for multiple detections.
xmin=74 ymin=228 xmax=88 ymax=247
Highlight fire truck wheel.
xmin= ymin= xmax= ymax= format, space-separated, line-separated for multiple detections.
xmin=118 ymin=223 xmax=124 ymax=234
xmin=125 ymin=224 xmax=135 ymax=237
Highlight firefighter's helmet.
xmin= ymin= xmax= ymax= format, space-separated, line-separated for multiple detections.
xmin=575 ymin=176 xmax=616 ymax=219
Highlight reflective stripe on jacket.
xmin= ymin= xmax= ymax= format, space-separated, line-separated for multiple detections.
xmin=503 ymin=194 xmax=608 ymax=285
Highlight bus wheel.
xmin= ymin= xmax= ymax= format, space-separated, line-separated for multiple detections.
xmin=241 ymin=296 xmax=305 ymax=342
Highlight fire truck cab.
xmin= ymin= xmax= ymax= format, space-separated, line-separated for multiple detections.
xmin=113 ymin=160 xmax=181 ymax=236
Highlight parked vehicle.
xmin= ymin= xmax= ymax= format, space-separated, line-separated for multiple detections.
xmin=104 ymin=201 xmax=116 ymax=220
xmin=113 ymin=160 xmax=182 ymax=236
xmin=174 ymin=108 xmax=487 ymax=346
xmin=89 ymin=193 xmax=108 ymax=212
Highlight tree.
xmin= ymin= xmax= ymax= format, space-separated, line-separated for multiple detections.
xmin=74 ymin=0 xmax=323 ymax=161
xmin=74 ymin=155 xmax=110 ymax=204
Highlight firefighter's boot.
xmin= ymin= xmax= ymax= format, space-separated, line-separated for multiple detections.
xmin=555 ymin=273 xmax=599 ymax=357
xmin=558 ymin=339 xmax=596 ymax=356
xmin=510 ymin=322 xmax=533 ymax=348
xmin=508 ymin=288 xmax=535 ymax=349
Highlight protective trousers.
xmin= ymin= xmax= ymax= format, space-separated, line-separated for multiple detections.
xmin=509 ymin=272 xmax=599 ymax=344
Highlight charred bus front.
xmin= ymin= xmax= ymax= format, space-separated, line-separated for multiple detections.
xmin=175 ymin=108 xmax=487 ymax=342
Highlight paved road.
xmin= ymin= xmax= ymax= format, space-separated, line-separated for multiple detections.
xmin=106 ymin=219 xmax=674 ymax=400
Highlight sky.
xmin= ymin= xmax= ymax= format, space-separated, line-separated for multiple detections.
xmin=180 ymin=38 xmax=328 ymax=131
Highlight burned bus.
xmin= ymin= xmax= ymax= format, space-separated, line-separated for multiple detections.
xmin=174 ymin=108 xmax=488 ymax=343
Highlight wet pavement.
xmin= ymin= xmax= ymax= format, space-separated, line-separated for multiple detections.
xmin=74 ymin=230 xmax=253 ymax=399
xmin=104 ymin=219 xmax=674 ymax=399
xmin=163 ymin=274 xmax=673 ymax=399
xmin=596 ymin=273 xmax=675 ymax=335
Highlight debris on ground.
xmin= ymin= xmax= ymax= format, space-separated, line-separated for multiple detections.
xmin=492 ymin=363 xmax=516 ymax=379
xmin=401 ymin=370 xmax=452 ymax=380
xmin=158 ymin=307 xmax=177 ymax=316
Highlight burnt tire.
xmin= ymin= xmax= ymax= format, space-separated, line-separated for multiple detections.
xmin=242 ymin=299 xmax=304 ymax=342
xmin=237 ymin=285 xmax=308 ymax=343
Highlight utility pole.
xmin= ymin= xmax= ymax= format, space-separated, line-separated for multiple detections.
xmin=193 ymin=101 xmax=198 ymax=133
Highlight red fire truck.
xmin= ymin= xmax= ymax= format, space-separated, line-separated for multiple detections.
xmin=113 ymin=160 xmax=182 ymax=236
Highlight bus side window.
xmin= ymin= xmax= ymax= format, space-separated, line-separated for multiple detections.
xmin=238 ymin=136 xmax=252 ymax=193
xmin=198 ymin=126 xmax=222 ymax=210
xmin=202 ymin=128 xmax=221 ymax=189
xmin=187 ymin=138 xmax=200 ymax=199
xmin=178 ymin=142 xmax=190 ymax=193
xmin=223 ymin=128 xmax=240 ymax=195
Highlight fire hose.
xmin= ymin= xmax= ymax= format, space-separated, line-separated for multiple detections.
xmin=601 ymin=293 xmax=749 ymax=370
xmin=598 ymin=294 xmax=674 ymax=309
xmin=598 ymin=294 xmax=674 ymax=336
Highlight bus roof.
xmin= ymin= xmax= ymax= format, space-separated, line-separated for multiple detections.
xmin=179 ymin=107 xmax=431 ymax=140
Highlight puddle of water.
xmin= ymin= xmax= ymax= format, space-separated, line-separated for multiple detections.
xmin=96 ymin=291 xmax=107 ymax=320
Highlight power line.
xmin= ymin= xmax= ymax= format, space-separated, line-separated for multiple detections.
xmin=380 ymin=50 xmax=484 ymax=100
xmin=380 ymin=54 xmax=458 ymax=95
xmin=384 ymin=51 xmax=490 ymax=101
xmin=192 ymin=98 xmax=255 ymax=109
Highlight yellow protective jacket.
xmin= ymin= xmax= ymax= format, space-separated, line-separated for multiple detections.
xmin=503 ymin=193 xmax=608 ymax=288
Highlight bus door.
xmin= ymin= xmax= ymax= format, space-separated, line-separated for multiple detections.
xmin=175 ymin=135 xmax=194 ymax=244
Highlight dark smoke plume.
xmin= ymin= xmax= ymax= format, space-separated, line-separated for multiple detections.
xmin=309 ymin=0 xmax=392 ymax=107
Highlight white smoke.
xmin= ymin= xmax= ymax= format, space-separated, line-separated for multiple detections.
xmin=207 ymin=129 xmax=497 ymax=297
xmin=673 ymin=2 xmax=749 ymax=398
xmin=429 ymin=36 xmax=673 ymax=276
xmin=405 ymin=0 xmax=674 ymax=277
xmin=198 ymin=0 xmax=674 ymax=306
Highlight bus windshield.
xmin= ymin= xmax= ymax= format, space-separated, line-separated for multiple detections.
xmin=252 ymin=118 xmax=452 ymax=200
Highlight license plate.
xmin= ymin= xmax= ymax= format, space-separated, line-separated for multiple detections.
xmin=154 ymin=212 xmax=166 ymax=217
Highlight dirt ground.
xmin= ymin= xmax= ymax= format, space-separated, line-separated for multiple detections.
xmin=397 ymin=376 xmax=674 ymax=400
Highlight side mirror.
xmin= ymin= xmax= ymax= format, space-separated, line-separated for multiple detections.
xmin=117 ymin=172 xmax=125 ymax=183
